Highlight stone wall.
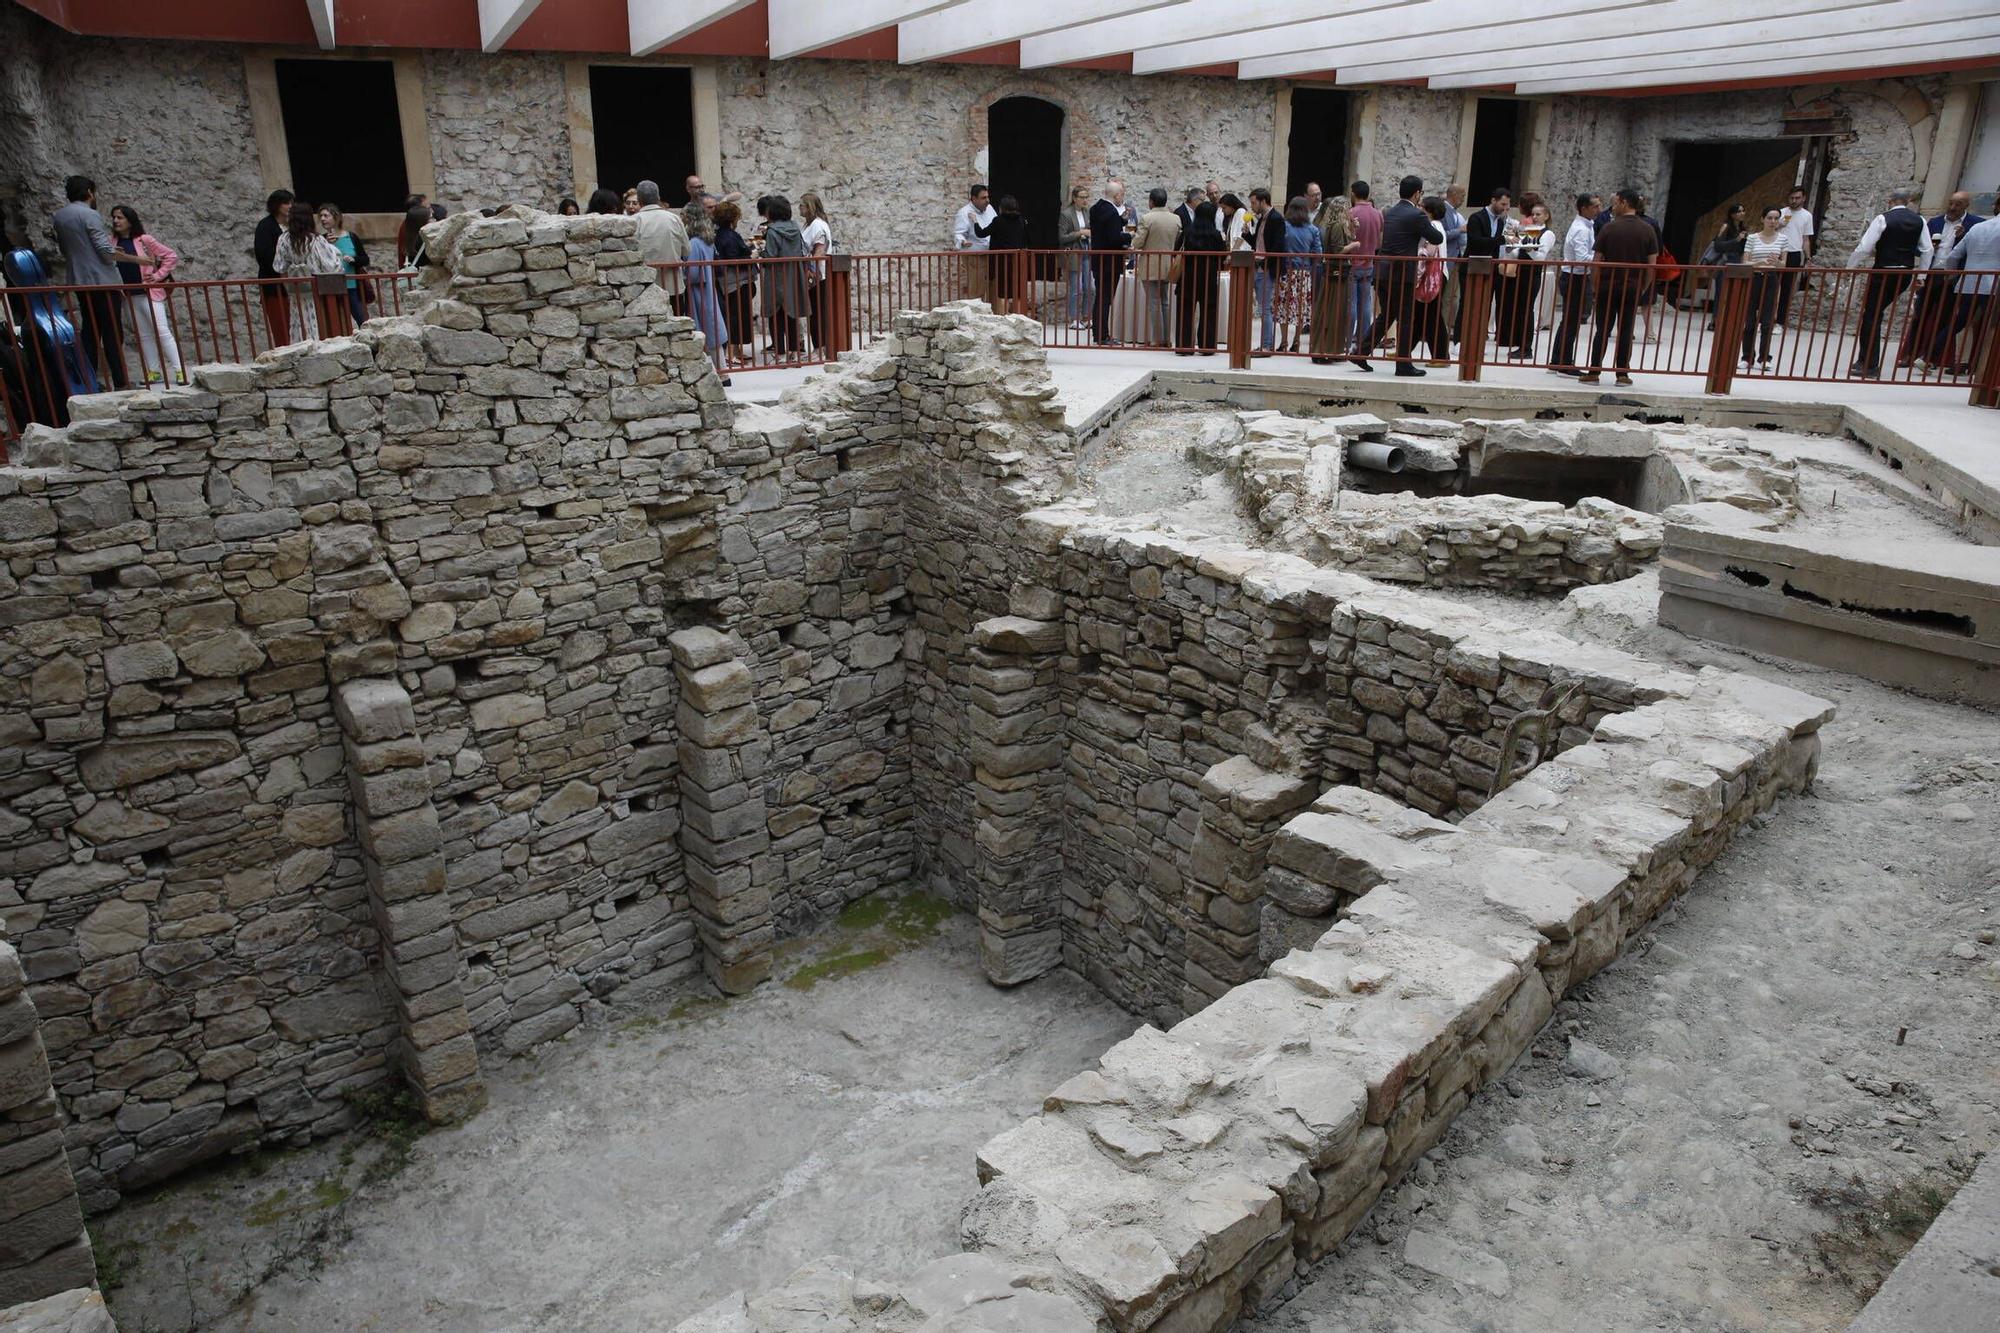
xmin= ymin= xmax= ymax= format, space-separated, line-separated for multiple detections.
xmin=676 ymin=546 xmax=1834 ymax=1333
xmin=0 ymin=206 xmax=910 ymax=1213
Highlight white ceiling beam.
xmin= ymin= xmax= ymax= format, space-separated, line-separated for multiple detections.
xmin=1020 ymin=0 xmax=1435 ymax=70
xmin=1408 ymin=8 xmax=1983 ymax=89
xmin=767 ymin=0 xmax=962 ymax=60
xmin=630 ymin=0 xmax=760 ymax=55
xmin=1312 ymin=0 xmax=1920 ymax=84
xmin=899 ymin=0 xmax=1180 ymax=63
xmin=306 ymin=0 xmax=335 ymax=49
xmin=478 ymin=0 xmax=543 ymax=52
xmin=1214 ymin=0 xmax=1879 ymax=79
xmin=1515 ymin=33 xmax=2000 ymax=93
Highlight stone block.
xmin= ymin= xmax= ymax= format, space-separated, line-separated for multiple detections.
xmin=335 ymin=679 xmax=417 ymax=744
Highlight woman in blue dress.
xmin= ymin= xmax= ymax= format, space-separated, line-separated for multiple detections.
xmin=682 ymin=204 xmax=730 ymax=386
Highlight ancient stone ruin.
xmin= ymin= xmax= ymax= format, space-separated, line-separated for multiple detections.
xmin=0 ymin=210 xmax=1840 ymax=1329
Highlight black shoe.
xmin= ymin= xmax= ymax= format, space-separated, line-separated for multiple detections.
xmin=1175 ymin=350 xmax=1194 ymax=357
xmin=1351 ymin=359 xmax=1373 ymax=372
xmin=1311 ymin=356 xmax=1336 ymax=365
xmin=1395 ymin=364 xmax=1426 ymax=377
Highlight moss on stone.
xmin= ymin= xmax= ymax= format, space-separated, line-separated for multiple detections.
xmin=783 ymin=947 xmax=897 ymax=991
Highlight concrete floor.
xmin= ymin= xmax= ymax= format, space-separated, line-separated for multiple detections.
xmin=96 ymin=894 xmax=1136 ymax=1333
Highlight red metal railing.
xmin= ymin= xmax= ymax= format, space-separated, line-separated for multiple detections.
xmin=653 ymin=249 xmax=2000 ymax=405
xmin=1 ymin=271 xmax=423 ymax=454
xmin=9 ymin=250 xmax=1994 ymax=458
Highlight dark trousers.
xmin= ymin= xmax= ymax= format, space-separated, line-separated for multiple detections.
xmin=1368 ymin=263 xmax=1417 ymax=356
xmin=1929 ymin=292 xmax=1990 ymax=369
xmin=1741 ymin=270 xmax=1782 ymax=365
xmin=1093 ymin=256 xmax=1122 ymax=343
xmin=1588 ymin=281 xmax=1641 ymax=373
xmin=767 ymin=311 xmax=799 ymax=355
xmin=1552 ymin=271 xmax=1590 ymax=367
xmin=1499 ymin=268 xmax=1542 ymax=354
xmin=806 ymin=282 xmax=826 ymax=353
xmin=1408 ymin=291 xmax=1449 ymax=361
xmin=77 ymin=287 xmax=128 ymax=388
xmin=1175 ymin=264 xmax=1219 ymax=351
xmin=1774 ymin=250 xmax=1804 ymax=323
xmin=1852 ymin=267 xmax=1915 ymax=374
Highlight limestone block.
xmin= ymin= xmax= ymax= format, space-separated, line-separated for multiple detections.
xmin=102 ymin=641 xmax=177 ymax=685
xmin=1055 ymin=1224 xmax=1181 ymax=1331
xmin=0 ymin=1286 xmax=116 ymax=1332
xmin=75 ymin=901 xmax=148 ymax=960
xmin=683 ymin=662 xmax=754 ymax=712
xmin=667 ymin=626 xmax=736 ymax=670
xmin=335 ymin=679 xmax=417 ymax=744
xmin=468 ymin=692 xmax=547 ymax=731
xmin=975 ymin=616 xmax=1063 ymax=655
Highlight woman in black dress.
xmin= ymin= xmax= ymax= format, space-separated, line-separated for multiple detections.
xmin=974 ymin=195 xmax=1030 ymax=316
xmin=711 ymin=201 xmax=756 ymax=367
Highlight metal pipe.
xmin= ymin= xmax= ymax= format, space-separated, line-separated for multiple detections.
xmin=1347 ymin=441 xmax=1407 ymax=473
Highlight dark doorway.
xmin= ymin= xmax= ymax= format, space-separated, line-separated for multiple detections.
xmin=1286 ymin=88 xmax=1351 ymax=204
xmin=275 ymin=59 xmax=409 ymax=213
xmin=589 ymin=66 xmax=695 ymax=197
xmin=1661 ymin=138 xmax=1803 ymax=272
xmin=987 ymin=96 xmax=1065 ymax=255
xmin=1468 ymin=98 xmax=1524 ymax=203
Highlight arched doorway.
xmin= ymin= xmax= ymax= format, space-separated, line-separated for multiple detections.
xmin=987 ymin=96 xmax=1066 ymax=254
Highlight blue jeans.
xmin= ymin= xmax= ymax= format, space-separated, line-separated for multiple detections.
xmin=1254 ymin=268 xmax=1277 ymax=350
xmin=1348 ymin=270 xmax=1375 ymax=354
xmin=1066 ymin=259 xmax=1094 ymax=322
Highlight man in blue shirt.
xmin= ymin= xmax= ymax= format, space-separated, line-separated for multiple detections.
xmin=1930 ymin=204 xmax=2000 ymax=373
xmin=1442 ymin=184 xmax=1467 ymax=344
xmin=1905 ymin=191 xmax=1987 ymax=371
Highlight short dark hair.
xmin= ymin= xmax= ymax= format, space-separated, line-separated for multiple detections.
xmin=1421 ymin=196 xmax=1445 ymax=221
xmin=999 ymin=195 xmax=1019 ymax=213
xmin=1399 ymin=175 xmax=1423 ymax=201
xmin=65 ymin=176 xmax=94 ymax=202
xmin=262 ymin=189 xmax=292 ymax=215
xmin=1489 ymin=185 xmax=1511 ymax=203
xmin=767 ymin=195 xmax=793 ymax=222
xmin=1185 ymin=187 xmax=1204 ymax=203
xmin=1575 ymin=192 xmax=1596 ymax=212
xmin=969 ymin=182 xmax=988 ymax=199
xmin=1349 ymin=180 xmax=1370 ymax=201
xmin=1615 ymin=188 xmax=1643 ymax=211
xmin=1250 ymin=187 xmax=1272 ymax=204
xmin=1149 ymin=187 xmax=1168 ymax=208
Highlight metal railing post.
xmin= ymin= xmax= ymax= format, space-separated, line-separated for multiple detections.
xmin=1457 ymin=257 xmax=1495 ymax=383
xmin=1226 ymin=251 xmax=1254 ymax=371
xmin=825 ymin=254 xmax=853 ymax=357
xmin=1973 ymin=302 xmax=2000 ymax=409
xmin=1705 ymin=266 xmax=1753 ymax=396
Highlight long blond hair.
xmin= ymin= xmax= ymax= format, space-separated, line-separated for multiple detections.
xmin=799 ymin=191 xmax=828 ymax=224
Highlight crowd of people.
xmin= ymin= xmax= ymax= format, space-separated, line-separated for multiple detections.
xmin=951 ymin=172 xmax=1998 ymax=385
xmin=7 ymin=163 xmax=1996 ymax=406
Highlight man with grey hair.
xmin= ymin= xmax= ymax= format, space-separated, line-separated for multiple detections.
xmin=632 ymin=178 xmax=690 ymax=307
xmin=1846 ymin=186 xmax=1932 ymax=376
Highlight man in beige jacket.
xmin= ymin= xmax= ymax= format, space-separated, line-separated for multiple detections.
xmin=1131 ymin=187 xmax=1183 ymax=347
xmin=632 ymin=179 xmax=689 ymax=307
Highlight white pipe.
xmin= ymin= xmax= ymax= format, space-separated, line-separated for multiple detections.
xmin=1348 ymin=441 xmax=1407 ymax=474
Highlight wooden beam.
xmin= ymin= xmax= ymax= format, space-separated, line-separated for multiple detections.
xmin=767 ymin=0 xmax=961 ymax=60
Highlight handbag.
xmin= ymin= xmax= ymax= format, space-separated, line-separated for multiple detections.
xmin=1416 ymin=258 xmax=1444 ymax=303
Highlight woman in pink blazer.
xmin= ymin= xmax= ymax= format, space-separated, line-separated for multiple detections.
xmin=109 ymin=205 xmax=182 ymax=383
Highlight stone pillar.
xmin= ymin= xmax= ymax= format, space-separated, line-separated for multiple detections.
xmin=968 ymin=616 xmax=1065 ymax=986
xmin=1183 ymin=756 xmax=1315 ymax=1013
xmin=334 ymin=680 xmax=485 ymax=1124
xmin=0 ymin=941 xmax=97 ymax=1307
xmin=668 ymin=628 xmax=774 ymax=995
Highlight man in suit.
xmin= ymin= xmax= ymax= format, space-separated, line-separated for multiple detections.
xmin=1174 ymin=187 xmax=1205 ymax=234
xmin=1364 ymin=175 xmax=1444 ymax=376
xmin=1088 ymin=180 xmax=1129 ymax=344
xmin=1461 ymin=186 xmax=1512 ymax=349
xmin=1847 ymin=187 xmax=1932 ymax=377
xmin=1903 ymin=191 xmax=1987 ymax=370
xmin=1133 ymin=188 xmax=1183 ymax=347
xmin=52 ymin=175 xmax=128 ymax=389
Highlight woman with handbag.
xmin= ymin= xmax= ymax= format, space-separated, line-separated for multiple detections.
xmin=1700 ymin=204 xmax=1748 ymax=329
xmin=1498 ymin=202 xmax=1554 ymax=358
xmin=1407 ymin=197 xmax=1452 ymax=365
xmin=108 ymin=204 xmax=182 ymax=383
